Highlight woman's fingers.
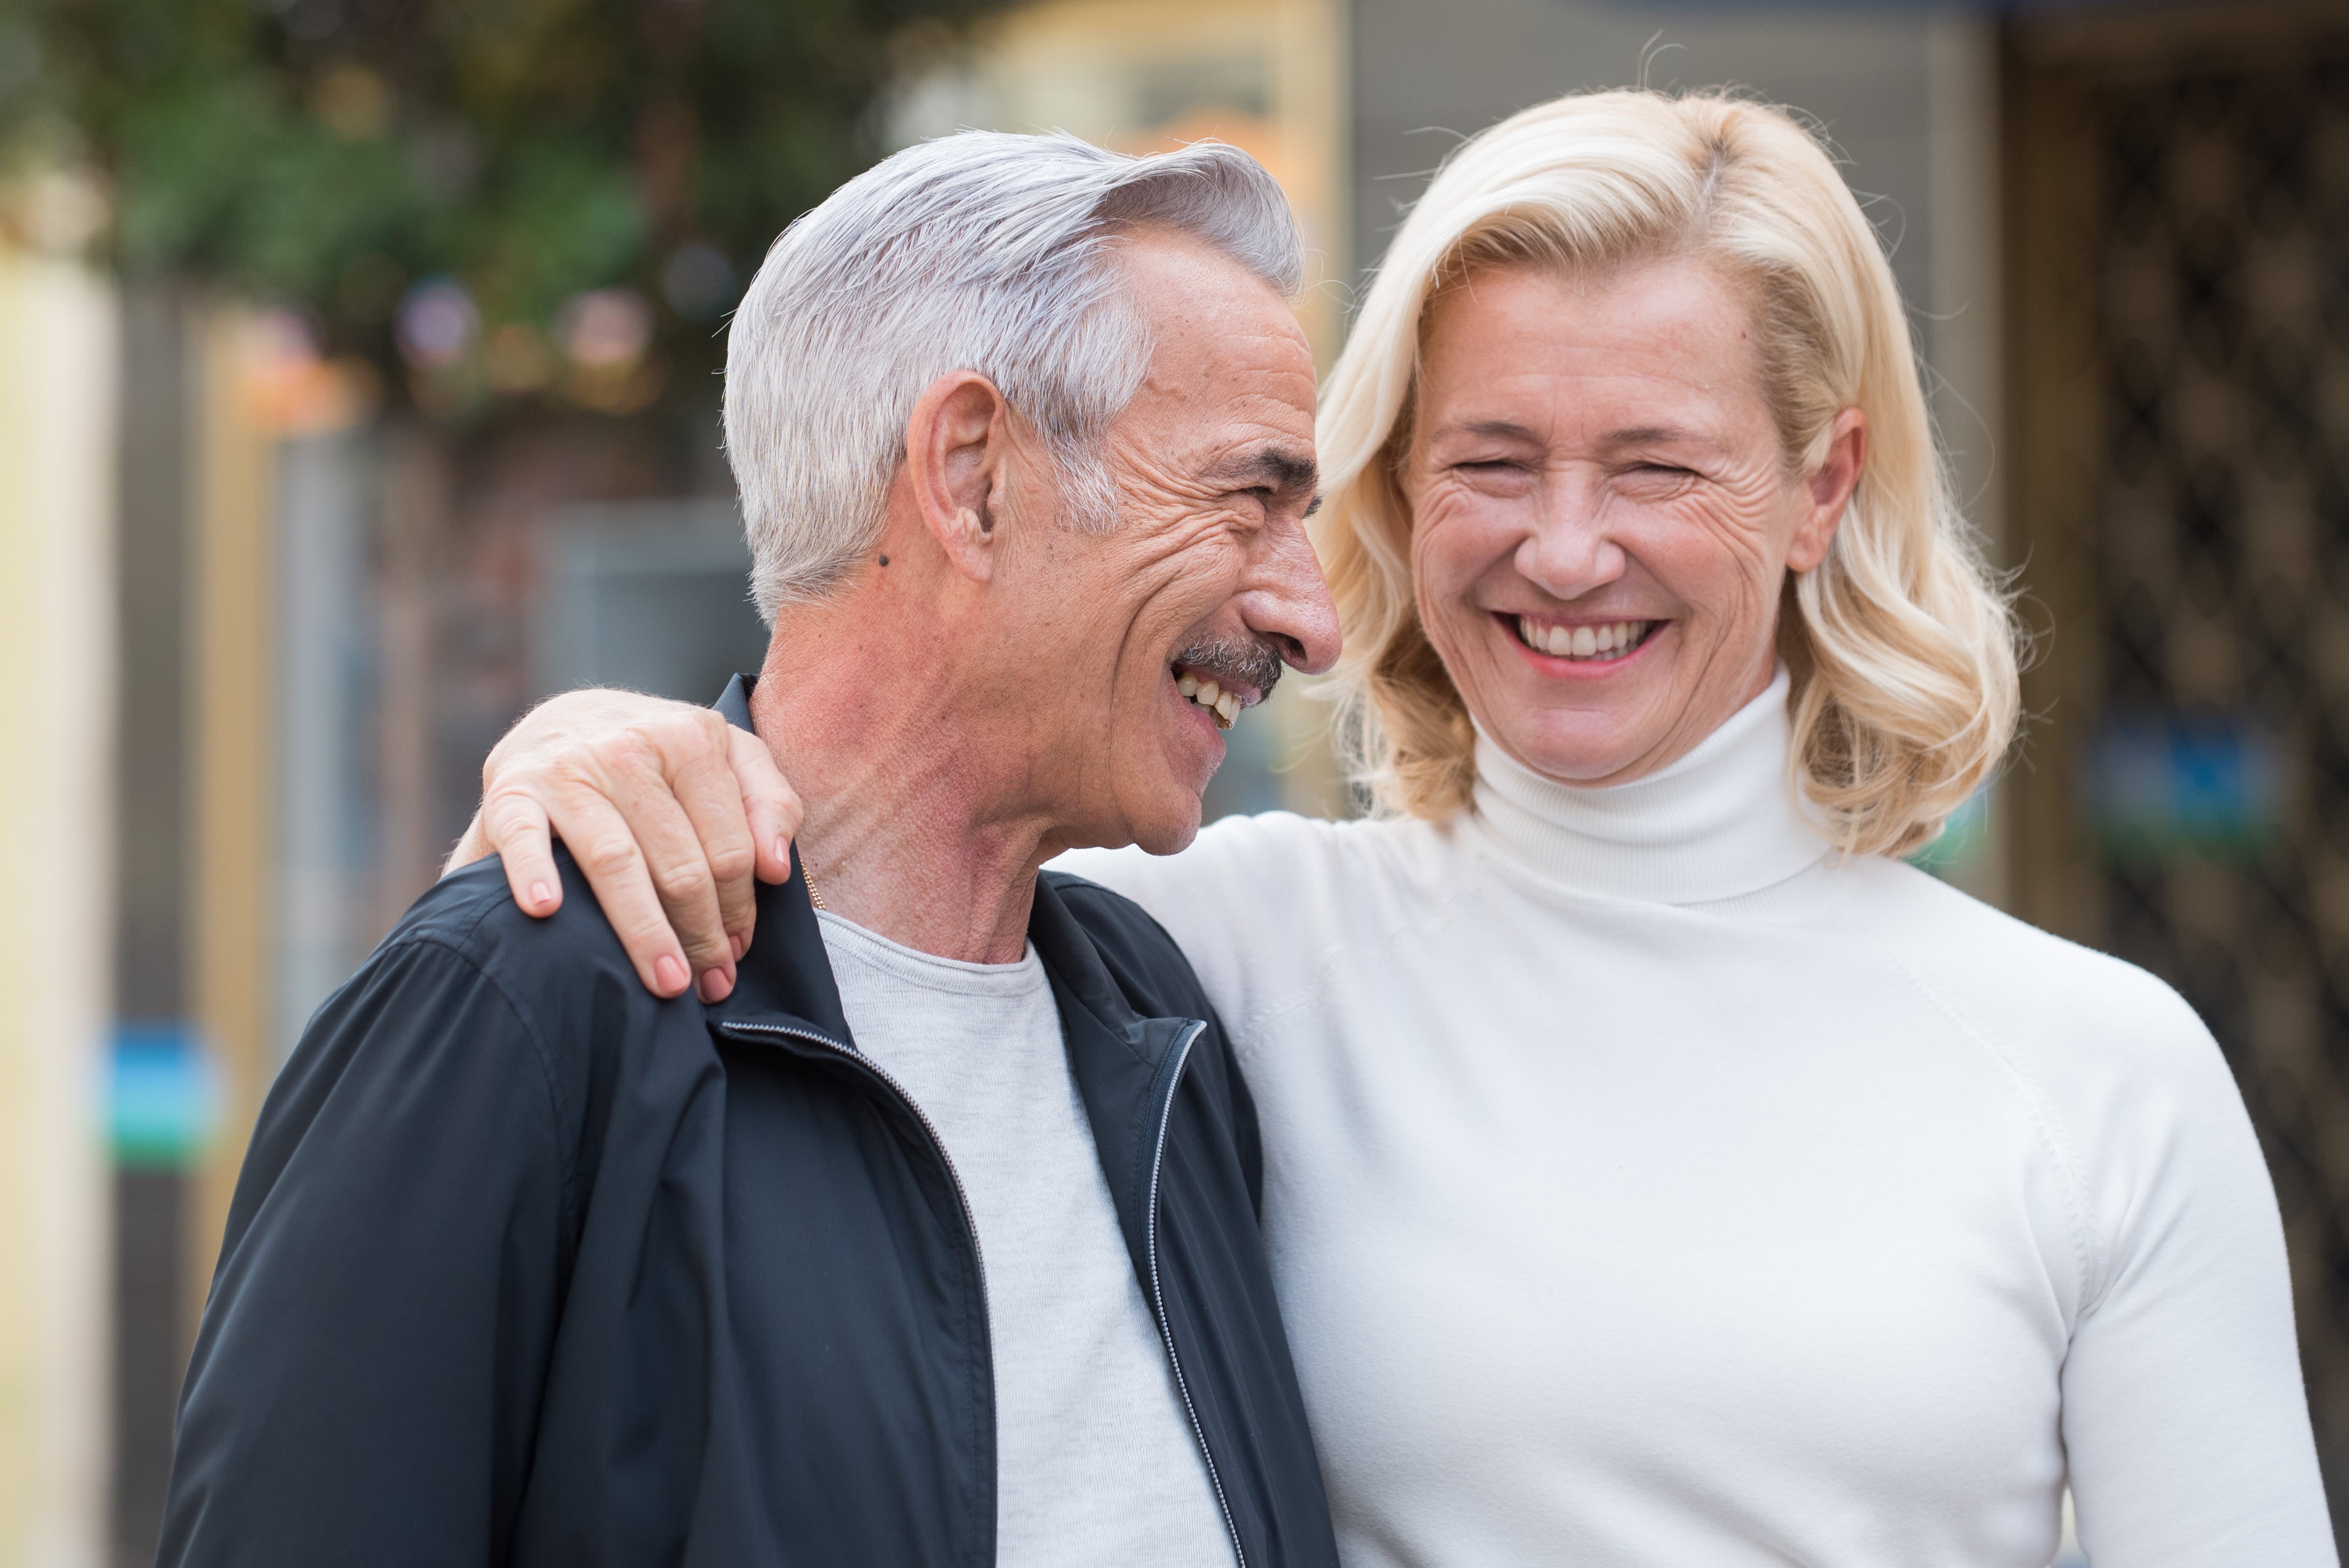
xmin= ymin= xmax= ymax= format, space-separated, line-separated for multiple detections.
xmin=539 ymin=782 xmax=701 ymax=998
xmin=470 ymin=792 xmax=563 ymax=917
xmin=467 ymin=786 xmax=706 ymax=1000
xmin=583 ymin=721 xmax=744 ymax=1001
xmin=465 ymin=687 xmax=760 ymax=1000
xmin=659 ymin=710 xmax=767 ymax=981
xmin=727 ymin=722 xmax=803 ymax=885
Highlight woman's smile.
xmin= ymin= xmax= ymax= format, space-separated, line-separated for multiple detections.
xmin=1501 ymin=613 xmax=1665 ymax=668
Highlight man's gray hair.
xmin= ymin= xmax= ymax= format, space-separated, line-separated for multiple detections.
xmin=723 ymin=130 xmax=1303 ymax=619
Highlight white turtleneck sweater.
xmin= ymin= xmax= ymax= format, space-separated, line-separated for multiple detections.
xmin=1056 ymin=672 xmax=2333 ymax=1568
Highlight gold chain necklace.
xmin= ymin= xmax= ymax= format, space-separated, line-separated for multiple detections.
xmin=801 ymin=855 xmax=829 ymax=912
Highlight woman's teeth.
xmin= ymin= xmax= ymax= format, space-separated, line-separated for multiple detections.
xmin=1175 ymin=669 xmax=1242 ymax=730
xmin=1518 ymin=617 xmax=1653 ymax=660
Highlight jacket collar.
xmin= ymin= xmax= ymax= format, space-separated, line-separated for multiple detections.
xmin=700 ymin=673 xmax=1196 ymax=1281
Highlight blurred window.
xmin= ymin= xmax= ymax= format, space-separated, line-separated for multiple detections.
xmin=536 ymin=501 xmax=770 ymax=706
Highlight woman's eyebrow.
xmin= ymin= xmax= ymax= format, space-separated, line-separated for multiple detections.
xmin=1427 ymin=419 xmax=1721 ymax=451
xmin=1602 ymin=423 xmax=1712 ymax=449
xmin=1432 ymin=419 xmax=1541 ymax=444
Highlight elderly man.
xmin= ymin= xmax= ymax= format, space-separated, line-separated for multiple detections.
xmin=158 ymin=132 xmax=1340 ymax=1568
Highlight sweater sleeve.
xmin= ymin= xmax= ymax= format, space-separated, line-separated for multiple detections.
xmin=2057 ymin=983 xmax=2336 ymax=1566
xmin=156 ymin=936 xmax=571 ymax=1568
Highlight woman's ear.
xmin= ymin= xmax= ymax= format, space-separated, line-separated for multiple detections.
xmin=1790 ymin=407 xmax=1866 ymax=574
xmin=905 ymin=371 xmax=1014 ymax=582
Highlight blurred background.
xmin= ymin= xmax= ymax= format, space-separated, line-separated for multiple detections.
xmin=1 ymin=0 xmax=2346 ymax=1560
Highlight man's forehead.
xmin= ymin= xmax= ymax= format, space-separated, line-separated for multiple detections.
xmin=1149 ymin=304 xmax=1314 ymax=387
xmin=1126 ymin=334 xmax=1319 ymax=475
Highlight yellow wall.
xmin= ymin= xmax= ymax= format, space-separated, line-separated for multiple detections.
xmin=185 ymin=312 xmax=280 ymax=1337
xmin=0 ymin=243 xmax=116 ymax=1568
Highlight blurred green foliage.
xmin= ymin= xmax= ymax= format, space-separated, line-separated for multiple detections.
xmin=0 ymin=0 xmax=999 ymax=409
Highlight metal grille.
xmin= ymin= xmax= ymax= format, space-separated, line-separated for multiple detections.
xmin=2091 ymin=53 xmax=2349 ymax=1452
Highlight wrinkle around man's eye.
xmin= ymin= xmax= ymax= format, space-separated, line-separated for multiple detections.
xmin=1229 ymin=488 xmax=1279 ymax=523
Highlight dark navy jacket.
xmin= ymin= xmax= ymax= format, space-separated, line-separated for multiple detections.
xmin=156 ymin=680 xmax=1337 ymax=1568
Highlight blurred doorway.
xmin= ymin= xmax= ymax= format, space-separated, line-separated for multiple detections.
xmin=2008 ymin=0 xmax=2349 ymax=1519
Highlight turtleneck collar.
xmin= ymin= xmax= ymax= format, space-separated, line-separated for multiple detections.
xmin=1466 ymin=666 xmax=1833 ymax=905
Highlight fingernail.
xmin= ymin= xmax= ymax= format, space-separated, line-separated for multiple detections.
xmin=655 ymin=955 xmax=690 ymax=994
xmin=731 ymin=931 xmax=748 ymax=962
xmin=698 ymin=968 xmax=733 ymax=1003
xmin=529 ymin=881 xmax=553 ymax=912
xmin=773 ymin=836 xmax=790 ymax=867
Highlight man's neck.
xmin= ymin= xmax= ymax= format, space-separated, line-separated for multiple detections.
xmin=748 ymin=586 xmax=1059 ymax=967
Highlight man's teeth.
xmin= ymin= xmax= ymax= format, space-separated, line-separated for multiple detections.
xmin=1517 ymin=617 xmax=1652 ymax=661
xmin=1174 ymin=669 xmax=1242 ymax=729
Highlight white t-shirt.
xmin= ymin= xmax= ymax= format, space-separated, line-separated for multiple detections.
xmin=814 ymin=910 xmax=1234 ymax=1568
xmin=1057 ymin=669 xmax=2334 ymax=1568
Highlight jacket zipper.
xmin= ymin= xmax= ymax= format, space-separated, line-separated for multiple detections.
xmin=1146 ymin=1020 xmax=1246 ymax=1568
xmin=727 ymin=1014 xmax=1244 ymax=1568
xmin=716 ymin=1018 xmax=990 ymax=1331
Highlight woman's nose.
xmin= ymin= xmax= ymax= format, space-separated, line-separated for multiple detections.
xmin=1521 ymin=491 xmax=1627 ymax=600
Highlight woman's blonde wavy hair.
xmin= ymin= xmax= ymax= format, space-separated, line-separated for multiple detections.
xmin=1315 ymin=88 xmax=2020 ymax=859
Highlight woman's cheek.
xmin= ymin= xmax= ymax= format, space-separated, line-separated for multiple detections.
xmin=1643 ymin=499 xmax=1790 ymax=685
xmin=1621 ymin=497 xmax=1762 ymax=616
xmin=1411 ymin=482 xmax=1519 ymax=588
xmin=1408 ymin=489 xmax=1477 ymax=605
xmin=1680 ymin=487 xmax=1788 ymax=571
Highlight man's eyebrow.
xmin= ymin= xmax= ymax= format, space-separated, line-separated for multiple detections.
xmin=1206 ymin=446 xmax=1319 ymax=493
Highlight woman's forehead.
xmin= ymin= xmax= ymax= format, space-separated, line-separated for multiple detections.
xmin=1413 ymin=265 xmax=1772 ymax=443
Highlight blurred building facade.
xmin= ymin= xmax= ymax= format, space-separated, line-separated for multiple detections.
xmin=7 ymin=1 xmax=2349 ymax=1562
xmin=0 ymin=222 xmax=115 ymax=1568
xmin=2003 ymin=1 xmax=2349 ymax=1515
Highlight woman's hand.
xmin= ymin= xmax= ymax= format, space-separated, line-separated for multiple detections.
xmin=443 ymin=689 xmax=801 ymax=1002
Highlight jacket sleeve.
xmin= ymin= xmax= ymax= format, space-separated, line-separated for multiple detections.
xmin=156 ymin=935 xmax=572 ymax=1568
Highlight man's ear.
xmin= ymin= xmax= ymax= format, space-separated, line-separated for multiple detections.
xmin=905 ymin=371 xmax=1014 ymax=582
xmin=1789 ymin=407 xmax=1866 ymax=574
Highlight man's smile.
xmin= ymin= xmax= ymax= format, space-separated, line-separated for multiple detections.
xmin=1167 ymin=635 xmax=1285 ymax=730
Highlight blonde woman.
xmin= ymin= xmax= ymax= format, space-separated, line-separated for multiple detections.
xmin=455 ymin=93 xmax=2332 ymax=1562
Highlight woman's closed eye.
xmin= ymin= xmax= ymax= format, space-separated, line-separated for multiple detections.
xmin=1614 ymin=460 xmax=1702 ymax=498
xmin=1448 ymin=459 xmax=1538 ymax=498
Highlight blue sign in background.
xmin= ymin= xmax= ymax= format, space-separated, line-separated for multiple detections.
xmin=109 ymin=1023 xmax=220 ymax=1169
xmin=2087 ymin=709 xmax=2286 ymax=863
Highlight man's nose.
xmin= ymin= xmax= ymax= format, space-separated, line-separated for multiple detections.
xmin=1238 ymin=517 xmax=1342 ymax=675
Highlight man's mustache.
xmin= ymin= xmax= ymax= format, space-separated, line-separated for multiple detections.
xmin=1173 ymin=634 xmax=1286 ymax=705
